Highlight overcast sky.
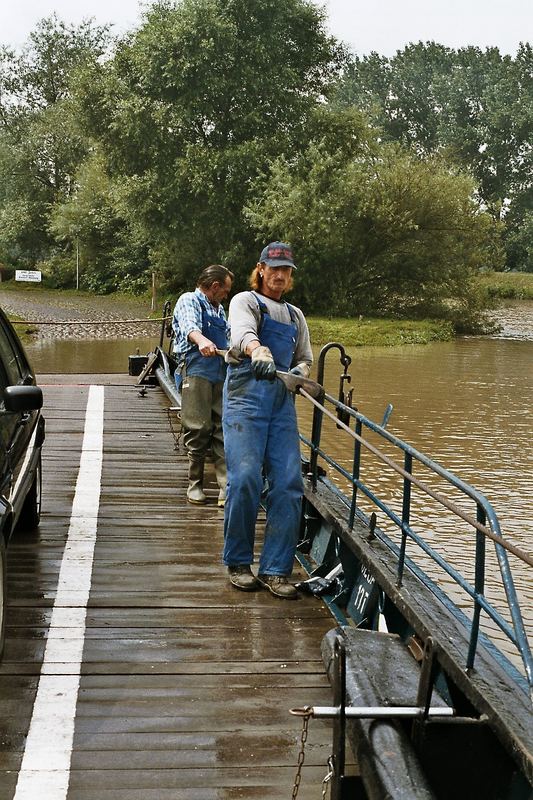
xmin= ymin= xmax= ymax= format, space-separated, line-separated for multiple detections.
xmin=0 ymin=0 xmax=531 ymax=56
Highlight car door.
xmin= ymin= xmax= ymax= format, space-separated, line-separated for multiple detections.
xmin=0 ymin=314 xmax=39 ymax=517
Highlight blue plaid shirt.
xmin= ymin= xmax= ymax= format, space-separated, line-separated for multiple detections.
xmin=172 ymin=288 xmax=229 ymax=358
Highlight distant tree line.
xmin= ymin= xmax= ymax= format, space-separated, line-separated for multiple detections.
xmin=333 ymin=42 xmax=533 ymax=278
xmin=0 ymin=1 xmax=531 ymax=328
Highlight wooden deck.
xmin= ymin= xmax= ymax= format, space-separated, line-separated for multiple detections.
xmin=0 ymin=375 xmax=336 ymax=799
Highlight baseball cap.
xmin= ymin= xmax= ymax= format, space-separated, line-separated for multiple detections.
xmin=259 ymin=241 xmax=297 ymax=269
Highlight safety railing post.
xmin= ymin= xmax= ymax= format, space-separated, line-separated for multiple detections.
xmin=348 ymin=420 xmax=362 ymax=530
xmin=397 ymin=452 xmax=412 ymax=587
xmin=467 ymin=504 xmax=486 ymax=671
xmin=309 ymin=403 xmax=323 ymax=492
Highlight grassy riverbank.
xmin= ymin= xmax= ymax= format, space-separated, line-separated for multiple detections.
xmin=311 ymin=272 xmax=533 ymax=344
xmin=6 ymin=276 xmax=533 ymax=347
xmin=477 ymin=271 xmax=533 ymax=300
xmin=1 ymin=282 xmax=456 ymax=347
xmin=307 ymin=317 xmax=454 ymax=346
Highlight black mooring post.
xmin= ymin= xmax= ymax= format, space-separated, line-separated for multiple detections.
xmin=329 ymin=635 xmax=369 ymax=799
xmin=412 ymin=636 xmax=437 ymax=751
xmin=330 ymin=635 xmax=347 ymax=800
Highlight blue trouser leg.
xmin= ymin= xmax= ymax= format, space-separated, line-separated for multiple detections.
xmin=258 ymin=392 xmax=303 ymax=575
xmin=223 ymin=366 xmax=303 ymax=574
xmin=223 ymin=370 xmax=269 ymax=566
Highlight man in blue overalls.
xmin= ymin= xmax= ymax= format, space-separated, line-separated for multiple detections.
xmin=172 ymin=264 xmax=234 ymax=505
xmin=222 ymin=242 xmax=312 ymax=599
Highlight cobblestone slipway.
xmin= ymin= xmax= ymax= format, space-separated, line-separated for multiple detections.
xmin=0 ymin=287 xmax=164 ymax=339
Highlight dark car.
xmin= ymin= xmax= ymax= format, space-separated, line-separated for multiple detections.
xmin=0 ymin=307 xmax=45 ymax=656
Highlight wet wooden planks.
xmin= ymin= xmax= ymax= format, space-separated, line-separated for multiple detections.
xmin=0 ymin=375 xmax=336 ymax=799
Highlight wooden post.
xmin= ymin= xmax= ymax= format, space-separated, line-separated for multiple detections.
xmin=151 ymin=272 xmax=156 ymax=312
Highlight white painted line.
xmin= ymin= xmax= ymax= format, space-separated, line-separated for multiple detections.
xmin=14 ymin=385 xmax=104 ymax=799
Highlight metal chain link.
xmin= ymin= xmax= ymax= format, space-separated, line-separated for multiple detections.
xmin=291 ymin=708 xmax=311 ymax=799
xmin=291 ymin=709 xmax=336 ymax=799
xmin=165 ymin=406 xmax=183 ymax=452
xmin=321 ymin=756 xmax=334 ymax=799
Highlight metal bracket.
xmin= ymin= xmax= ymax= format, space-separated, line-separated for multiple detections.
xmin=381 ymin=403 xmax=393 ymax=428
xmin=290 ymin=636 xmax=454 ymax=797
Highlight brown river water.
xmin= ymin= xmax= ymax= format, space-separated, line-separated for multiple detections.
xmin=24 ymin=301 xmax=533 ymax=675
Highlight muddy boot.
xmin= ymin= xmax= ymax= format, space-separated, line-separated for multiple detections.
xmin=214 ymin=458 xmax=227 ymax=508
xmin=187 ymin=458 xmax=206 ymax=505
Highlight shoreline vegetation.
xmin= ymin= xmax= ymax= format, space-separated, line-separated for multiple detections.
xmin=308 ymin=317 xmax=454 ymax=346
xmin=476 ymin=272 xmax=533 ymax=301
xmin=1 ymin=15 xmax=531 ymax=329
xmin=1 ymin=272 xmax=532 ymax=348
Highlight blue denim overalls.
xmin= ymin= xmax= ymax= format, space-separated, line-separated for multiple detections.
xmin=222 ymin=294 xmax=303 ymax=576
xmin=176 ymin=296 xmax=228 ymax=388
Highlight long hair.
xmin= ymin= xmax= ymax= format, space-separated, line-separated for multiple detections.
xmin=249 ymin=265 xmax=294 ymax=294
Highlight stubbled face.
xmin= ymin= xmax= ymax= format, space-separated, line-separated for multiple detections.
xmin=260 ymin=265 xmax=293 ymax=300
xmin=207 ymin=276 xmax=232 ymax=306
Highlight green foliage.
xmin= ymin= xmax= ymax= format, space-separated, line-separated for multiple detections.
xmin=0 ymin=16 xmax=110 ymax=268
xmin=48 ymin=152 xmax=150 ymax=292
xmin=503 ymin=210 xmax=533 ymax=274
xmin=246 ymin=108 xmax=503 ymax=325
xmin=0 ymin=7 xmax=523 ymax=326
xmin=334 ymin=43 xmax=533 ymax=272
xmin=1 ymin=15 xmax=109 ymax=110
xmin=477 ymin=270 xmax=533 ymax=300
xmin=76 ymin=0 xmax=346 ymax=288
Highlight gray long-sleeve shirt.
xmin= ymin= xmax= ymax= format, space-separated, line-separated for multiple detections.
xmin=227 ymin=290 xmax=313 ymax=368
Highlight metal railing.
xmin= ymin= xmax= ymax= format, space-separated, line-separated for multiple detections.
xmin=299 ymin=343 xmax=533 ymax=693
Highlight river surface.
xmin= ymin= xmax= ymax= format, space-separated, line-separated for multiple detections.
xmin=24 ymin=303 xmax=533 ymax=675
xmin=301 ymin=336 xmax=532 ymax=668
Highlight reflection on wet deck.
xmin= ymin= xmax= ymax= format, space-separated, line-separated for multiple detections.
xmin=0 ymin=376 xmax=336 ymax=799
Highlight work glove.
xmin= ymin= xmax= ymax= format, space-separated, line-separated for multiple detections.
xmin=250 ymin=346 xmax=276 ymax=380
xmin=289 ymin=362 xmax=310 ymax=379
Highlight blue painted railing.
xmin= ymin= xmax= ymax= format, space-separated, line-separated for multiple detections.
xmin=299 ymin=343 xmax=533 ymax=693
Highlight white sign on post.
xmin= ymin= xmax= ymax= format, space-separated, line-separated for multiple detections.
xmin=15 ymin=270 xmax=42 ymax=282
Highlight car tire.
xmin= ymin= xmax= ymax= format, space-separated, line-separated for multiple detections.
xmin=0 ymin=535 xmax=6 ymax=659
xmin=16 ymin=454 xmax=42 ymax=531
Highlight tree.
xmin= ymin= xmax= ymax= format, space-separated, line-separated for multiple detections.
xmin=0 ymin=16 xmax=110 ymax=267
xmin=334 ymin=43 xmax=533 ymax=271
xmin=77 ymin=0 xmax=346 ymax=288
xmin=245 ymin=107 xmax=504 ymax=324
xmin=49 ymin=152 xmax=150 ymax=292
xmin=333 ymin=42 xmax=453 ymax=156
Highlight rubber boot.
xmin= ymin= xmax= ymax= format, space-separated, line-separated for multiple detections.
xmin=214 ymin=458 xmax=227 ymax=508
xmin=187 ymin=458 xmax=206 ymax=505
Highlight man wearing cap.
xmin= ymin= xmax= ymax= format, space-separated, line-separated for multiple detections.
xmin=222 ymin=242 xmax=312 ymax=599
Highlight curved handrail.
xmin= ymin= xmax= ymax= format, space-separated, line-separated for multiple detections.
xmin=300 ymin=343 xmax=533 ymax=692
